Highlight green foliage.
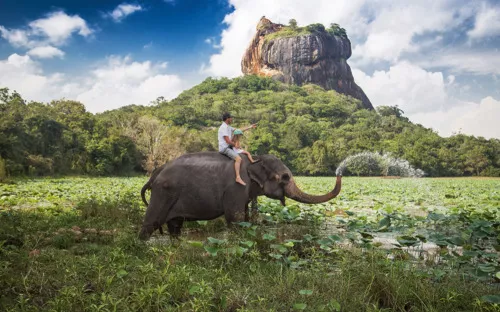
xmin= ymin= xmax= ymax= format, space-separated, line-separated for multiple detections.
xmin=1 ymin=77 xmax=500 ymax=177
xmin=1 ymin=176 xmax=499 ymax=311
xmin=265 ymin=22 xmax=349 ymax=43
xmin=305 ymin=23 xmax=326 ymax=33
xmin=327 ymin=23 xmax=347 ymax=37
xmin=0 ymin=156 xmax=6 ymax=182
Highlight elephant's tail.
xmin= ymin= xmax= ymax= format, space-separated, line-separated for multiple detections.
xmin=141 ymin=164 xmax=167 ymax=207
xmin=141 ymin=182 xmax=151 ymax=207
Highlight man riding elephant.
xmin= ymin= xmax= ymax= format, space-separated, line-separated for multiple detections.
xmin=139 ymin=150 xmax=342 ymax=240
xmin=218 ymin=112 xmax=256 ymax=186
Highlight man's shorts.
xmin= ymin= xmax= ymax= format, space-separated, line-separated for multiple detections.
xmin=220 ymin=147 xmax=240 ymax=160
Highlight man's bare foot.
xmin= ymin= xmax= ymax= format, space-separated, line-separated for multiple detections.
xmin=236 ymin=177 xmax=246 ymax=186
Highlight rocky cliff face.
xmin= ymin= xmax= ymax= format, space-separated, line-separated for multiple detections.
xmin=242 ymin=17 xmax=373 ymax=110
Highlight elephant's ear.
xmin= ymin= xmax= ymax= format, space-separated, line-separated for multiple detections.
xmin=247 ymin=161 xmax=267 ymax=188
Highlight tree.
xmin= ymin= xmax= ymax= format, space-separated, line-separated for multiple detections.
xmin=305 ymin=23 xmax=325 ymax=33
xmin=464 ymin=146 xmax=489 ymax=176
xmin=123 ymin=116 xmax=184 ymax=173
xmin=377 ymin=105 xmax=405 ymax=118
xmin=0 ymin=156 xmax=6 ymax=181
xmin=289 ymin=19 xmax=298 ymax=30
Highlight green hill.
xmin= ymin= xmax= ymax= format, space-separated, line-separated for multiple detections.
xmin=1 ymin=75 xmax=499 ymax=178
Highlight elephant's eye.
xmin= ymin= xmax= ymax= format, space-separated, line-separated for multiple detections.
xmin=281 ymin=173 xmax=290 ymax=182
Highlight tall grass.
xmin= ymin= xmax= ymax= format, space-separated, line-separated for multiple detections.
xmin=1 ymin=199 xmax=499 ymax=311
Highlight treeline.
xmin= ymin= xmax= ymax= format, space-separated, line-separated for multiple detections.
xmin=1 ymin=75 xmax=499 ymax=178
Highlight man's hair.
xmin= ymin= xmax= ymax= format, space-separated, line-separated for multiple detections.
xmin=222 ymin=112 xmax=232 ymax=121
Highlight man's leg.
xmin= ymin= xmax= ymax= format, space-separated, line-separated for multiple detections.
xmin=222 ymin=147 xmax=247 ymax=186
xmin=234 ymin=156 xmax=246 ymax=186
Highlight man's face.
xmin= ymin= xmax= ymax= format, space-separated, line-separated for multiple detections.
xmin=227 ymin=117 xmax=233 ymax=124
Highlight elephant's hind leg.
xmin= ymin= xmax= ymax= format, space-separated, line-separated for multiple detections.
xmin=140 ymin=187 xmax=178 ymax=239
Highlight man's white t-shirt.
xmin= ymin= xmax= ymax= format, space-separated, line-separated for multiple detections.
xmin=218 ymin=122 xmax=234 ymax=152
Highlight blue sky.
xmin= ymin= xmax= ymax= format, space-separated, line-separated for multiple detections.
xmin=0 ymin=0 xmax=229 ymax=75
xmin=1 ymin=0 xmax=499 ymax=139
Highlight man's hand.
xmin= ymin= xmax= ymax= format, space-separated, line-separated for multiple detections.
xmin=243 ymin=124 xmax=257 ymax=131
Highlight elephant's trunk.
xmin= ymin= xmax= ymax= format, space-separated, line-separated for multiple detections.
xmin=284 ymin=175 xmax=342 ymax=204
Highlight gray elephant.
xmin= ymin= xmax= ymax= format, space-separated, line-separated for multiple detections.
xmin=139 ymin=152 xmax=341 ymax=239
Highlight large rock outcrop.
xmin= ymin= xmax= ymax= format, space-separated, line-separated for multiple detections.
xmin=242 ymin=17 xmax=373 ymax=110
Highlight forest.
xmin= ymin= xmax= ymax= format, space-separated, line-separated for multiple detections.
xmin=1 ymin=74 xmax=499 ymax=179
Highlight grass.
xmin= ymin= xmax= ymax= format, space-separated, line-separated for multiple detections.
xmin=263 ymin=23 xmax=348 ymax=44
xmin=1 ymin=177 xmax=500 ymax=311
xmin=264 ymin=27 xmax=313 ymax=43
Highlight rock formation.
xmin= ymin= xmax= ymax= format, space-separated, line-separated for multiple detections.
xmin=242 ymin=17 xmax=373 ymax=110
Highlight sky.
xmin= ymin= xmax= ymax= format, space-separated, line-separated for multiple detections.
xmin=1 ymin=0 xmax=499 ymax=139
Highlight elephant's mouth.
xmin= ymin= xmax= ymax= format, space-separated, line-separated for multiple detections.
xmin=284 ymin=175 xmax=342 ymax=204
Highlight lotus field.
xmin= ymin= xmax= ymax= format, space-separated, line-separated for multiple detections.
xmin=1 ymin=176 xmax=499 ymax=311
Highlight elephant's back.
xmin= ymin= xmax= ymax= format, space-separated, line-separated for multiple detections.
xmin=158 ymin=152 xmax=235 ymax=213
xmin=172 ymin=152 xmax=234 ymax=171
xmin=160 ymin=152 xmax=235 ymax=186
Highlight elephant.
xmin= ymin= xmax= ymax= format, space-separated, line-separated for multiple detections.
xmin=139 ymin=152 xmax=342 ymax=240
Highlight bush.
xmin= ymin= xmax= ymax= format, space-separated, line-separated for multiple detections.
xmin=0 ymin=157 xmax=6 ymax=182
xmin=480 ymin=166 xmax=500 ymax=177
xmin=26 ymin=154 xmax=54 ymax=176
xmin=305 ymin=23 xmax=326 ymax=33
xmin=327 ymin=23 xmax=347 ymax=38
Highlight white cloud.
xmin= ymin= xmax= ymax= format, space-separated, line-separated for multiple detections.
xmin=352 ymin=62 xmax=448 ymax=114
xmin=0 ymin=54 xmax=79 ymax=101
xmin=27 ymin=46 xmax=65 ymax=59
xmin=29 ymin=11 xmax=92 ymax=45
xmin=206 ymin=0 xmax=367 ymax=77
xmin=204 ymin=37 xmax=221 ymax=49
xmin=205 ymin=0 xmax=478 ymax=76
xmin=410 ymin=97 xmax=500 ymax=139
xmin=452 ymin=97 xmax=500 ymax=139
xmin=0 ymin=54 xmax=184 ymax=113
xmin=78 ymin=56 xmax=183 ymax=112
xmin=0 ymin=27 xmax=32 ymax=48
xmin=108 ymin=3 xmax=143 ymax=22
xmin=351 ymin=1 xmax=474 ymax=65
xmin=0 ymin=11 xmax=92 ymax=49
xmin=420 ymin=50 xmax=500 ymax=76
xmin=143 ymin=41 xmax=153 ymax=49
xmin=352 ymin=62 xmax=500 ymax=139
xmin=468 ymin=2 xmax=500 ymax=39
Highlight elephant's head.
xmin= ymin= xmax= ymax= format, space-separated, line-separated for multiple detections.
xmin=247 ymin=155 xmax=341 ymax=205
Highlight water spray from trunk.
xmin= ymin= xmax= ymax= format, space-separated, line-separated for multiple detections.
xmin=335 ymin=152 xmax=425 ymax=177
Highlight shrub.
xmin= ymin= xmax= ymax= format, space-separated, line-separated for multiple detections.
xmin=327 ymin=23 xmax=347 ymax=38
xmin=0 ymin=157 xmax=6 ymax=182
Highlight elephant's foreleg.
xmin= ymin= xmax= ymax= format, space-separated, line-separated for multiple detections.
xmin=222 ymin=186 xmax=248 ymax=226
xmin=245 ymin=202 xmax=250 ymax=222
xmin=224 ymin=202 xmax=247 ymax=226
xmin=250 ymin=197 xmax=258 ymax=222
xmin=167 ymin=218 xmax=184 ymax=238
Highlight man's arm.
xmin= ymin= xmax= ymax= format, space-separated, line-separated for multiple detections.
xmin=241 ymin=124 xmax=257 ymax=132
xmin=224 ymin=136 xmax=235 ymax=146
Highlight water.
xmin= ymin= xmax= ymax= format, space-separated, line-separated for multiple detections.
xmin=335 ymin=151 xmax=425 ymax=177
